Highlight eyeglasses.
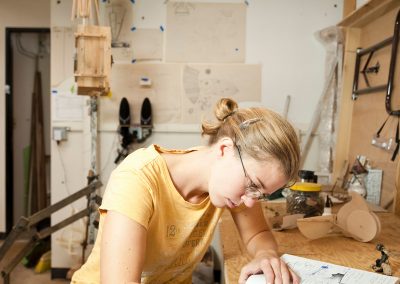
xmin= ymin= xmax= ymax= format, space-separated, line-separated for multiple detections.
xmin=284 ymin=180 xmax=297 ymax=189
xmin=235 ymin=144 xmax=270 ymax=201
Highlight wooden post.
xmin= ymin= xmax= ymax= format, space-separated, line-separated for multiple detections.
xmin=331 ymin=27 xmax=360 ymax=182
xmin=396 ymin=161 xmax=400 ymax=216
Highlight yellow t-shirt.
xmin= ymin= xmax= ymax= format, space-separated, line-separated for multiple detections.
xmin=72 ymin=144 xmax=224 ymax=284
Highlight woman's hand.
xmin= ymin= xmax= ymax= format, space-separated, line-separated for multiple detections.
xmin=238 ymin=252 xmax=300 ymax=284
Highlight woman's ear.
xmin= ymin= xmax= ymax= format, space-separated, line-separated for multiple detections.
xmin=216 ymin=137 xmax=235 ymax=157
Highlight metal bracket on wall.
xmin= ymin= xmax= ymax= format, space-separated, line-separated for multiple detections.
xmin=352 ymin=9 xmax=400 ymax=117
xmin=351 ymin=38 xmax=392 ymax=100
xmin=0 ymin=181 xmax=102 ymax=284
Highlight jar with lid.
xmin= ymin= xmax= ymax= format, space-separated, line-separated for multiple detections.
xmin=298 ymin=170 xmax=318 ymax=183
xmin=286 ymin=182 xmax=324 ymax=217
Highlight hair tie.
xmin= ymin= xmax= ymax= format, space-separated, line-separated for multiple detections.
xmin=223 ymin=111 xmax=236 ymax=121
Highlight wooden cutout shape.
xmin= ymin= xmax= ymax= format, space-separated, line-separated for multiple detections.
xmin=336 ymin=191 xmax=370 ymax=230
xmin=346 ymin=209 xmax=379 ymax=242
xmin=297 ymin=192 xmax=381 ymax=242
xmin=297 ymin=215 xmax=339 ymax=240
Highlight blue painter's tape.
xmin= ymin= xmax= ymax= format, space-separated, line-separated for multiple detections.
xmin=160 ymin=25 xmax=164 ymax=32
xmin=131 ymin=26 xmax=136 ymax=32
xmin=131 ymin=59 xmax=137 ymax=63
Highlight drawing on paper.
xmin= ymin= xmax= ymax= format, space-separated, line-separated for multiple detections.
xmin=281 ymin=254 xmax=399 ymax=284
xmin=182 ymin=64 xmax=261 ymax=123
xmin=165 ymin=2 xmax=246 ymax=63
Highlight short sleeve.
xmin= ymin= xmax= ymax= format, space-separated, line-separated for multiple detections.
xmin=99 ymin=168 xmax=154 ymax=230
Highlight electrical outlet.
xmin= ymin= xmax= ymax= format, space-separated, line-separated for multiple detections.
xmin=53 ymin=127 xmax=69 ymax=142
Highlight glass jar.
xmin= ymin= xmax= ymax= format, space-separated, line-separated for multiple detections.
xmin=298 ymin=170 xmax=318 ymax=183
xmin=286 ymin=182 xmax=324 ymax=217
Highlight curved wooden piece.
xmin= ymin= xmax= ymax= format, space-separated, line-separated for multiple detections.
xmin=346 ymin=210 xmax=379 ymax=242
xmin=297 ymin=215 xmax=337 ymax=240
xmin=336 ymin=192 xmax=369 ymax=230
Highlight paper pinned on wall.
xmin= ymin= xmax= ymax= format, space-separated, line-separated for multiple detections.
xmin=165 ymin=2 xmax=246 ymax=63
xmin=100 ymin=63 xmax=182 ymax=128
xmin=181 ymin=63 xmax=262 ymax=123
xmin=112 ymin=47 xmax=134 ymax=63
xmin=131 ymin=28 xmax=163 ymax=60
xmin=51 ymin=27 xmax=74 ymax=86
xmin=99 ymin=63 xmax=261 ymax=128
xmin=52 ymin=90 xmax=85 ymax=121
xmin=102 ymin=0 xmax=134 ymax=47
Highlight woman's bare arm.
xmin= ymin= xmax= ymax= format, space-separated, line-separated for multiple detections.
xmin=100 ymin=210 xmax=147 ymax=284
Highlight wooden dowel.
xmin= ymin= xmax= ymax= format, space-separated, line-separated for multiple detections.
xmin=71 ymin=0 xmax=76 ymax=21
xmin=94 ymin=0 xmax=100 ymax=25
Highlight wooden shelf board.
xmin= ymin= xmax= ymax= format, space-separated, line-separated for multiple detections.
xmin=338 ymin=0 xmax=400 ymax=28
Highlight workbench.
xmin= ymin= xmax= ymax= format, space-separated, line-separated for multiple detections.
xmin=220 ymin=201 xmax=400 ymax=283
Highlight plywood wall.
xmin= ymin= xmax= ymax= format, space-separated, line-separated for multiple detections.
xmin=335 ymin=1 xmax=400 ymax=213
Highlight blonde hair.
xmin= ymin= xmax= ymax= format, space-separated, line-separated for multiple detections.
xmin=202 ymin=98 xmax=300 ymax=183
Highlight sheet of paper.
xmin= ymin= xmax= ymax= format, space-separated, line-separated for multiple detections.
xmin=51 ymin=27 xmax=74 ymax=86
xmin=246 ymin=254 xmax=400 ymax=284
xmin=100 ymin=63 xmax=261 ymax=128
xmin=100 ymin=63 xmax=182 ymax=128
xmin=181 ymin=63 xmax=261 ymax=123
xmin=165 ymin=2 xmax=246 ymax=62
xmin=52 ymin=92 xmax=84 ymax=121
xmin=365 ymin=169 xmax=383 ymax=205
xmin=112 ymin=47 xmax=134 ymax=64
xmin=287 ymin=254 xmax=398 ymax=284
xmin=131 ymin=28 xmax=163 ymax=60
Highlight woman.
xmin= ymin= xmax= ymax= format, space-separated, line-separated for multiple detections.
xmin=72 ymin=97 xmax=300 ymax=284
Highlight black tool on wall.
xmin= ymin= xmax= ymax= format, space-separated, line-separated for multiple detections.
xmin=140 ymin=97 xmax=152 ymax=126
xmin=137 ymin=97 xmax=153 ymax=143
xmin=114 ymin=97 xmax=134 ymax=164
xmin=114 ymin=97 xmax=153 ymax=164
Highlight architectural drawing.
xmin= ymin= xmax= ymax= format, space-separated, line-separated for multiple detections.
xmin=281 ymin=254 xmax=399 ymax=284
xmin=181 ymin=64 xmax=261 ymax=123
xmin=165 ymin=2 xmax=246 ymax=63
xmin=97 ymin=63 xmax=261 ymax=128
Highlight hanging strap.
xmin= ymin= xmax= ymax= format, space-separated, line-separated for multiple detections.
xmin=376 ymin=115 xmax=390 ymax=137
xmin=391 ymin=118 xmax=400 ymax=161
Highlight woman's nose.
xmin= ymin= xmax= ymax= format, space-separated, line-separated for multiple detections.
xmin=240 ymin=195 xmax=257 ymax=208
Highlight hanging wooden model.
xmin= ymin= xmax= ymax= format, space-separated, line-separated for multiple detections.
xmin=72 ymin=0 xmax=111 ymax=96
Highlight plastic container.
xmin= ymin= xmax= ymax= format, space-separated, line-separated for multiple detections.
xmin=286 ymin=182 xmax=324 ymax=217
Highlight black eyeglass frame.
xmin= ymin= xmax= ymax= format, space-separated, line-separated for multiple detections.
xmin=235 ymin=144 xmax=271 ymax=201
xmin=235 ymin=144 xmax=297 ymax=200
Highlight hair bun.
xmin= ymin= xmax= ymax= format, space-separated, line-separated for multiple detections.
xmin=215 ymin=98 xmax=238 ymax=121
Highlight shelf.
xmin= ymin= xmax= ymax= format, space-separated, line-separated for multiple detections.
xmin=338 ymin=0 xmax=400 ymax=28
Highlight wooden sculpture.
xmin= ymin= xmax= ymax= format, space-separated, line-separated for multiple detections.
xmin=297 ymin=192 xmax=381 ymax=242
xmin=72 ymin=0 xmax=111 ymax=96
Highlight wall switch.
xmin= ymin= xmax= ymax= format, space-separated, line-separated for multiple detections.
xmin=139 ymin=77 xmax=152 ymax=87
xmin=53 ymin=127 xmax=69 ymax=142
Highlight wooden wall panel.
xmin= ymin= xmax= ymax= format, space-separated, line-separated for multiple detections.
xmin=336 ymin=1 xmax=400 ymax=213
